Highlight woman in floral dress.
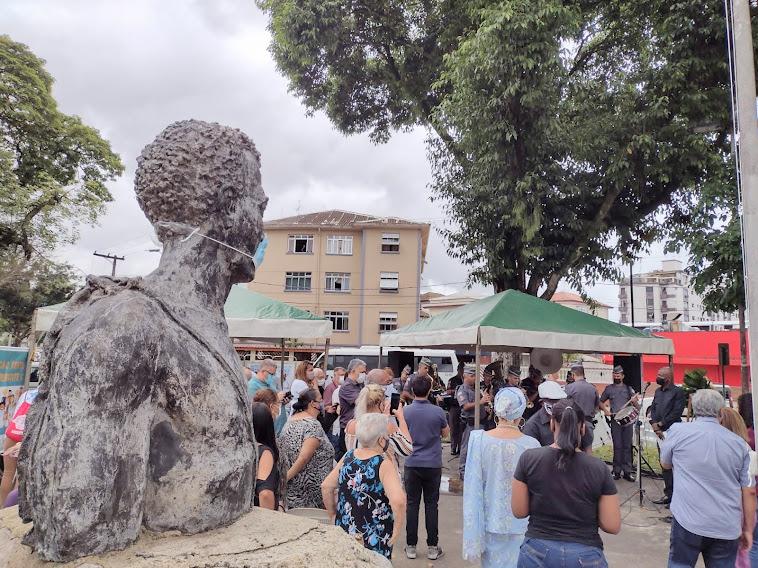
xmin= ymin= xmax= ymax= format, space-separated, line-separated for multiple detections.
xmin=321 ymin=413 xmax=406 ymax=559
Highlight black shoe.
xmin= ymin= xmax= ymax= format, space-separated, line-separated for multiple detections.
xmin=623 ymin=473 xmax=636 ymax=482
xmin=652 ymin=496 xmax=671 ymax=505
xmin=612 ymin=472 xmax=621 ymax=480
xmin=661 ymin=515 xmax=673 ymax=523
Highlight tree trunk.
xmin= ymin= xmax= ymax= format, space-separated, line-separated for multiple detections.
xmin=739 ymin=303 xmax=750 ymax=394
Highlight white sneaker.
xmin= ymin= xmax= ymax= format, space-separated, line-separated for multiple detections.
xmin=405 ymin=545 xmax=417 ymax=559
xmin=427 ymin=545 xmax=445 ymax=560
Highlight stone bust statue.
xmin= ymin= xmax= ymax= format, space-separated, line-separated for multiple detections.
xmin=18 ymin=120 xmax=267 ymax=561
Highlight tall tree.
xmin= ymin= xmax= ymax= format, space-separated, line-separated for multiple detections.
xmin=257 ymin=0 xmax=755 ymax=296
xmin=0 ymin=253 xmax=78 ymax=345
xmin=0 ymin=35 xmax=123 ymax=259
xmin=666 ymin=160 xmax=749 ymax=392
xmin=0 ymin=35 xmax=122 ymax=342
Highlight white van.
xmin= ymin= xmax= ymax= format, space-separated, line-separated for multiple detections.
xmin=315 ymin=346 xmax=460 ymax=386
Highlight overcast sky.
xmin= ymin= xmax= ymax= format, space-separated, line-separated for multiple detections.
xmin=3 ymin=0 xmax=682 ymax=321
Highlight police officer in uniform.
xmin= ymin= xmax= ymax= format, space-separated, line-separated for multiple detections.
xmin=600 ymin=365 xmax=640 ymax=481
xmin=456 ymin=364 xmax=491 ymax=480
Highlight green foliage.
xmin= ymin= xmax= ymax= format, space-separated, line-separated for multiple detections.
xmin=258 ymin=0 xmax=756 ymax=296
xmin=0 ymin=35 xmax=124 ymax=260
xmin=0 ymin=252 xmax=78 ymax=345
xmin=666 ymin=152 xmax=744 ymax=315
xmin=0 ymin=35 xmax=121 ymax=342
xmin=681 ymin=368 xmax=711 ymax=394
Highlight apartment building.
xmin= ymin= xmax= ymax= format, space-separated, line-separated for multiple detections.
xmin=551 ymin=291 xmax=611 ymax=320
xmin=248 ymin=210 xmax=430 ymax=346
xmin=618 ymin=259 xmax=735 ymax=327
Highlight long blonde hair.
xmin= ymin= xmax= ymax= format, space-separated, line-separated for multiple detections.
xmin=354 ymin=384 xmax=385 ymax=419
xmin=719 ymin=407 xmax=750 ymax=443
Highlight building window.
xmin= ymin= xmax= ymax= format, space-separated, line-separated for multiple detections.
xmin=326 ymin=235 xmax=353 ymax=255
xmin=287 ymin=234 xmax=313 ymax=254
xmin=381 ymin=233 xmax=400 ymax=253
xmin=325 ymin=311 xmax=349 ymax=332
xmin=380 ymin=272 xmax=399 ymax=293
xmin=379 ymin=312 xmax=398 ymax=332
xmin=285 ymin=272 xmax=312 ymax=291
xmin=325 ymin=272 xmax=351 ymax=293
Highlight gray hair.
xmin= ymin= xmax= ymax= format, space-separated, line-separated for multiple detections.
xmin=260 ymin=358 xmax=276 ymax=372
xmin=356 ymin=413 xmax=389 ymax=449
xmin=313 ymin=367 xmax=325 ymax=378
xmin=692 ymin=388 xmax=725 ymax=418
xmin=347 ymin=358 xmax=366 ymax=373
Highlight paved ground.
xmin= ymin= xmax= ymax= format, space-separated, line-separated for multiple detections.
xmin=391 ymin=443 xmax=703 ymax=568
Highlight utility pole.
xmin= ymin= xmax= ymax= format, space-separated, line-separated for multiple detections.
xmin=93 ymin=252 xmax=125 ymax=277
xmin=629 ymin=261 xmax=635 ymax=329
xmin=730 ymin=0 xmax=758 ymax=419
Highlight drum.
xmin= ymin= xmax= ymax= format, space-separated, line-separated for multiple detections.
xmin=614 ymin=405 xmax=639 ymax=427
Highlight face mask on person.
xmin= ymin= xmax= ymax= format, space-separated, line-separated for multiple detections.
xmin=336 ymin=374 xmax=345 ymax=385
xmin=312 ymin=401 xmax=323 ymax=412
xmin=356 ymin=372 xmax=366 ymax=384
xmin=317 ymin=378 xmax=325 ymax=387
xmin=656 ymin=376 xmax=666 ymax=386
xmin=613 ymin=376 xmax=622 ymax=384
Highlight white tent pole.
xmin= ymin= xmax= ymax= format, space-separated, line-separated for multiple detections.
xmin=280 ymin=338 xmax=286 ymax=391
xmin=474 ymin=328 xmax=481 ymax=429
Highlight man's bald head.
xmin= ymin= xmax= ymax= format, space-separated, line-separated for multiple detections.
xmin=657 ymin=366 xmax=673 ymax=386
xmin=367 ymin=368 xmax=390 ymax=386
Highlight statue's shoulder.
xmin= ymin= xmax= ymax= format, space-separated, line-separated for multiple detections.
xmin=48 ymin=276 xmax=159 ymax=339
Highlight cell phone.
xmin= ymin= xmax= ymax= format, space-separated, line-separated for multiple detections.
xmin=390 ymin=392 xmax=401 ymax=413
xmin=282 ymin=391 xmax=293 ymax=403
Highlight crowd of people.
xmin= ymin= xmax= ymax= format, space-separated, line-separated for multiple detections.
xmin=239 ymin=356 xmax=758 ymax=567
xmin=0 ymin=353 xmax=754 ymax=567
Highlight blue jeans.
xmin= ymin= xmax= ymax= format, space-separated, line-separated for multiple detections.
xmin=668 ymin=517 xmax=739 ymax=567
xmin=518 ymin=537 xmax=608 ymax=567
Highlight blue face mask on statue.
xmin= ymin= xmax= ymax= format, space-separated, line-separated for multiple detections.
xmin=253 ymin=235 xmax=268 ymax=268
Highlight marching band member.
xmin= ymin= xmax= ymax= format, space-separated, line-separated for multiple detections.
xmin=600 ymin=365 xmax=640 ymax=481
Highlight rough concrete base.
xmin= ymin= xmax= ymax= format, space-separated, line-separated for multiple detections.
xmin=0 ymin=507 xmax=391 ymax=568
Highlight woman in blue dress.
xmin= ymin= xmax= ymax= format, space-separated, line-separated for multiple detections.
xmin=321 ymin=413 xmax=406 ymax=559
xmin=463 ymin=387 xmax=540 ymax=567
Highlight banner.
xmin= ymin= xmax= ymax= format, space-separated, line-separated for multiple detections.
xmin=0 ymin=347 xmax=28 ymax=436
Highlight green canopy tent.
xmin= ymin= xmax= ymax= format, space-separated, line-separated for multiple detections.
xmin=32 ymin=285 xmax=332 ymax=388
xmin=380 ymin=289 xmax=674 ymax=427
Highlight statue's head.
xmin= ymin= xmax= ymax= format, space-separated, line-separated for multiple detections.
xmin=134 ymin=120 xmax=267 ymax=283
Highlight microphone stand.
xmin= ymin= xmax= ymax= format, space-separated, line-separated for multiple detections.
xmin=621 ymin=382 xmax=654 ymax=508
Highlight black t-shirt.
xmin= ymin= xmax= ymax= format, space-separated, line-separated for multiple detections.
xmin=514 ymin=446 xmax=617 ymax=549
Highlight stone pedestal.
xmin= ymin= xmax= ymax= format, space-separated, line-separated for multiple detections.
xmin=0 ymin=507 xmax=391 ymax=568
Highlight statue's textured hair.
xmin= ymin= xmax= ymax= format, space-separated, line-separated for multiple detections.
xmin=134 ymin=119 xmax=262 ymax=240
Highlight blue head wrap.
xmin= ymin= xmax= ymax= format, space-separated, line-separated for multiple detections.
xmin=494 ymin=387 xmax=527 ymax=420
